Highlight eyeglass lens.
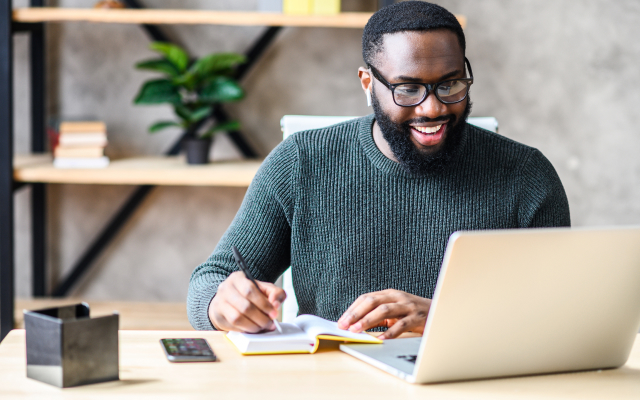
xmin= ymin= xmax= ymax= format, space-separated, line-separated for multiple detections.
xmin=394 ymin=80 xmax=469 ymax=106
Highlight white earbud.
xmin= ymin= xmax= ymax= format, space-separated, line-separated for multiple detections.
xmin=365 ymin=88 xmax=372 ymax=107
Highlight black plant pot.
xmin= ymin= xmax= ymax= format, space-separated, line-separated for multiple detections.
xmin=183 ymin=138 xmax=212 ymax=165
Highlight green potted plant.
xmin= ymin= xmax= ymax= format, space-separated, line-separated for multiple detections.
xmin=133 ymin=42 xmax=245 ymax=164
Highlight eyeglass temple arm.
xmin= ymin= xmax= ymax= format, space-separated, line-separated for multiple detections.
xmin=465 ymin=57 xmax=474 ymax=81
xmin=367 ymin=65 xmax=395 ymax=90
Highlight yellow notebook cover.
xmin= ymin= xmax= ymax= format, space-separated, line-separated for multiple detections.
xmin=283 ymin=0 xmax=312 ymax=15
xmin=226 ymin=314 xmax=382 ymax=355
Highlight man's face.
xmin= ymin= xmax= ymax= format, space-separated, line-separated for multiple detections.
xmin=362 ymin=30 xmax=471 ymax=174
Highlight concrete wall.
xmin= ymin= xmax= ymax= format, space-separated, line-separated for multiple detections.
xmin=12 ymin=0 xmax=640 ymax=301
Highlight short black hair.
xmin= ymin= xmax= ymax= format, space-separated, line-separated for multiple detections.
xmin=362 ymin=1 xmax=466 ymax=67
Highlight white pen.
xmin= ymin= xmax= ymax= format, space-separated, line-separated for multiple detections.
xmin=232 ymin=246 xmax=283 ymax=334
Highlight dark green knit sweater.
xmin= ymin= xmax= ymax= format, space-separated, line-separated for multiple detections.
xmin=187 ymin=114 xmax=570 ymax=330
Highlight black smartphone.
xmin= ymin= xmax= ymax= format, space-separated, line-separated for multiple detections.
xmin=160 ymin=338 xmax=217 ymax=362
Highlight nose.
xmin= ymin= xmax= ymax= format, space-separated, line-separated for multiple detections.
xmin=414 ymin=91 xmax=447 ymax=119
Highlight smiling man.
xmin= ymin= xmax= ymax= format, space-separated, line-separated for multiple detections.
xmin=188 ymin=1 xmax=570 ymax=339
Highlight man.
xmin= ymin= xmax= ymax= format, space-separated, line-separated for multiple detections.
xmin=188 ymin=1 xmax=570 ymax=339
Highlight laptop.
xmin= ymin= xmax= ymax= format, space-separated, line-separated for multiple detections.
xmin=340 ymin=226 xmax=640 ymax=384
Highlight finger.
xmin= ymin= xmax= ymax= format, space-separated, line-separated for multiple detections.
xmin=257 ymin=281 xmax=287 ymax=313
xmin=209 ymin=297 xmax=227 ymax=331
xmin=338 ymin=296 xmax=378 ymax=329
xmin=210 ymin=290 xmax=264 ymax=333
xmin=338 ymin=291 xmax=396 ymax=329
xmin=232 ymin=275 xmax=278 ymax=319
xmin=378 ymin=316 xmax=421 ymax=340
xmin=220 ymin=302 xmax=269 ymax=333
xmin=226 ymin=286 xmax=274 ymax=330
xmin=348 ymin=303 xmax=408 ymax=333
xmin=337 ymin=294 xmax=378 ymax=328
xmin=211 ymin=275 xmax=273 ymax=332
xmin=338 ymin=295 xmax=366 ymax=322
xmin=338 ymin=289 xmax=399 ymax=327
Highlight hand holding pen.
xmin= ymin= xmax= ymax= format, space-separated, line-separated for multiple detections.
xmin=207 ymin=246 xmax=286 ymax=333
xmin=232 ymin=246 xmax=283 ymax=333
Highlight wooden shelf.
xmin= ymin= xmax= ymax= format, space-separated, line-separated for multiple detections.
xmin=13 ymin=8 xmax=467 ymax=29
xmin=13 ymin=154 xmax=261 ymax=187
xmin=13 ymin=8 xmax=373 ymax=28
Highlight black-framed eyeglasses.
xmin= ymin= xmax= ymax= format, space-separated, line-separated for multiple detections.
xmin=368 ymin=57 xmax=474 ymax=107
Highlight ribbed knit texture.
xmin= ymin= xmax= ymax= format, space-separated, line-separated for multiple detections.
xmin=188 ymin=114 xmax=571 ymax=330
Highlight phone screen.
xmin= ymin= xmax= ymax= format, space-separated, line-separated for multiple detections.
xmin=160 ymin=338 xmax=217 ymax=362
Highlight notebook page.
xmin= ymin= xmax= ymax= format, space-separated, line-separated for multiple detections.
xmin=294 ymin=314 xmax=380 ymax=342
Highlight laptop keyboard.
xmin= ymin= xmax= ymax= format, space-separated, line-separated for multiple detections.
xmin=397 ymin=354 xmax=417 ymax=364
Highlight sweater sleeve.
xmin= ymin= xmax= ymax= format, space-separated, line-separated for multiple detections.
xmin=517 ymin=148 xmax=571 ymax=228
xmin=187 ymin=137 xmax=299 ymax=330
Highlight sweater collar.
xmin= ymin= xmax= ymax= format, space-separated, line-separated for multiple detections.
xmin=357 ymin=113 xmax=469 ymax=179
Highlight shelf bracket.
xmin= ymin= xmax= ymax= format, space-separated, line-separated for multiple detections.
xmin=51 ymin=14 xmax=283 ymax=297
xmin=12 ymin=22 xmax=37 ymax=33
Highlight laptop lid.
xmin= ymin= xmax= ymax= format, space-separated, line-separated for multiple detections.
xmin=411 ymin=226 xmax=640 ymax=383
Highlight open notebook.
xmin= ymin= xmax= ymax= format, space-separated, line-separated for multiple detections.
xmin=226 ymin=314 xmax=382 ymax=355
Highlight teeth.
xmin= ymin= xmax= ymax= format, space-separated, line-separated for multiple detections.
xmin=413 ymin=124 xmax=442 ymax=134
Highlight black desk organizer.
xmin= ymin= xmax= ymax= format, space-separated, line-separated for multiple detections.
xmin=23 ymin=303 xmax=119 ymax=388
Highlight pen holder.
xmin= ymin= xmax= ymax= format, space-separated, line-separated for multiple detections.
xmin=23 ymin=303 xmax=119 ymax=388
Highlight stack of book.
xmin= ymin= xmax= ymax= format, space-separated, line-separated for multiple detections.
xmin=53 ymin=121 xmax=110 ymax=169
xmin=259 ymin=0 xmax=340 ymax=14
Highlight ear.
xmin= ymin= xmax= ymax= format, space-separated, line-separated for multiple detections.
xmin=358 ymin=67 xmax=372 ymax=92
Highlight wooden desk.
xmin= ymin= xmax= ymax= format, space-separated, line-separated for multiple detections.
xmin=14 ymin=299 xmax=193 ymax=331
xmin=1 ymin=330 xmax=640 ymax=399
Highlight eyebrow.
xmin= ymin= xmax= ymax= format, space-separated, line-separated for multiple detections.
xmin=394 ymin=69 xmax=463 ymax=83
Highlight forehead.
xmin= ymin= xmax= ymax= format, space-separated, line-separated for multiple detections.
xmin=376 ymin=30 xmax=464 ymax=80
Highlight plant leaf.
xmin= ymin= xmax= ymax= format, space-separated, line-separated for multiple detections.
xmin=173 ymin=71 xmax=198 ymax=91
xmin=190 ymin=106 xmax=212 ymax=123
xmin=190 ymin=53 xmax=246 ymax=77
xmin=136 ymin=59 xmax=180 ymax=77
xmin=200 ymin=77 xmax=244 ymax=103
xmin=149 ymin=42 xmax=189 ymax=72
xmin=200 ymin=120 xmax=241 ymax=139
xmin=134 ymin=79 xmax=181 ymax=104
xmin=174 ymin=104 xmax=193 ymax=121
xmin=149 ymin=121 xmax=181 ymax=133
xmin=212 ymin=120 xmax=241 ymax=132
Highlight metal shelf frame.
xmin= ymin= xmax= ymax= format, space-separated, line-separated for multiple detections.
xmin=2 ymin=0 xmax=49 ymax=341
xmin=1 ymin=0 xmax=17 ymax=341
xmin=0 ymin=0 xmax=394 ymax=340
xmin=0 ymin=0 xmax=282 ymax=340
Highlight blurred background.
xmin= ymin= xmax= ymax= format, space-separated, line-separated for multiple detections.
xmin=11 ymin=0 xmax=640 ymax=302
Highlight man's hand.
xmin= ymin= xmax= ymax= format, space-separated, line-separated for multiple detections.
xmin=337 ymin=289 xmax=432 ymax=340
xmin=209 ymin=271 xmax=286 ymax=333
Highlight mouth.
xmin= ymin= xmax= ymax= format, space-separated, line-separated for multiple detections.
xmin=410 ymin=123 xmax=447 ymax=147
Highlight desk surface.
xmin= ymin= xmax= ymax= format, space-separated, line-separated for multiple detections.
xmin=1 ymin=330 xmax=640 ymax=399
xmin=14 ymin=299 xmax=192 ymax=331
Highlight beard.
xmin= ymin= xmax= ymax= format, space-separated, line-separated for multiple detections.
xmin=371 ymin=88 xmax=472 ymax=176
